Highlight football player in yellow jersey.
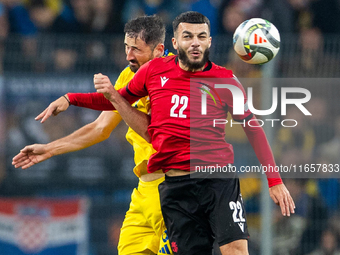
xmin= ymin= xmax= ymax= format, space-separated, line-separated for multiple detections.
xmin=12 ymin=15 xmax=173 ymax=255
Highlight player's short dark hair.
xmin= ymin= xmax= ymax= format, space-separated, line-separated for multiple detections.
xmin=124 ymin=15 xmax=166 ymax=49
xmin=172 ymin=11 xmax=210 ymax=34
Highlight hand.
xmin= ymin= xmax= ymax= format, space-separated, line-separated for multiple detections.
xmin=12 ymin=144 xmax=53 ymax=169
xmin=269 ymin=183 xmax=295 ymax=217
xmin=35 ymin=96 xmax=70 ymax=123
xmin=93 ymin=73 xmax=117 ymax=101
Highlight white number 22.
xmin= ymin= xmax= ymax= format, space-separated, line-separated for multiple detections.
xmin=229 ymin=201 xmax=246 ymax=223
xmin=170 ymin=94 xmax=188 ymax=118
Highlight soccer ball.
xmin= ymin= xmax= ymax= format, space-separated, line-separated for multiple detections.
xmin=233 ymin=18 xmax=280 ymax=64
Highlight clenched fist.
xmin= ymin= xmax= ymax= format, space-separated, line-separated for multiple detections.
xmin=94 ymin=73 xmax=117 ymax=102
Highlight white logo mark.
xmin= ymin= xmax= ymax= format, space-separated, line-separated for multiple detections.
xmin=160 ymin=76 xmax=169 ymax=87
xmin=238 ymin=222 xmax=245 ymax=232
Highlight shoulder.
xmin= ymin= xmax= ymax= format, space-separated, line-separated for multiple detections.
xmin=150 ymin=55 xmax=177 ymax=66
xmin=210 ymin=62 xmax=234 ymax=77
xmin=115 ymin=66 xmax=135 ymax=89
xmin=141 ymin=55 xmax=176 ymax=74
xmin=119 ymin=66 xmax=134 ymax=79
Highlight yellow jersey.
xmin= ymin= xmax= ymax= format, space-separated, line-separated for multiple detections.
xmin=113 ymin=66 xmax=155 ymax=177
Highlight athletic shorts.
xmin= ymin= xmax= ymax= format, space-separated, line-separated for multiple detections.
xmin=158 ymin=174 xmax=249 ymax=255
xmin=118 ymin=177 xmax=173 ymax=255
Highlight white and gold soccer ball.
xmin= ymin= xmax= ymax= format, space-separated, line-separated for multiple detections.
xmin=233 ymin=18 xmax=280 ymax=64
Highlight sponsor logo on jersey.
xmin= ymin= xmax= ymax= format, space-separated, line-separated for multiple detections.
xmin=198 ymin=82 xmax=222 ymax=107
xmin=161 ymin=76 xmax=169 ymax=87
xmin=158 ymin=230 xmax=172 ymax=254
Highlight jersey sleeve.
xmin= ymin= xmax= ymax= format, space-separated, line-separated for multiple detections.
xmin=242 ymin=116 xmax=282 ymax=187
xmin=68 ymin=92 xmax=115 ymax=110
xmin=67 ymin=68 xmax=131 ymax=111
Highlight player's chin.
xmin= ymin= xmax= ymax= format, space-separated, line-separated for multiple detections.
xmin=129 ymin=64 xmax=139 ymax=72
xmin=189 ymin=58 xmax=203 ymax=66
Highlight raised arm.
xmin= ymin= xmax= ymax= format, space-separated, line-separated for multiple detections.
xmin=12 ymin=111 xmax=121 ymax=169
xmin=35 ymin=64 xmax=148 ymax=123
xmin=93 ymin=73 xmax=151 ymax=142
xmin=66 ymin=65 xmax=150 ymax=113
xmin=242 ymin=116 xmax=295 ymax=216
xmin=34 ymin=91 xmax=119 ymax=124
xmin=36 ymin=66 xmax=149 ymax=123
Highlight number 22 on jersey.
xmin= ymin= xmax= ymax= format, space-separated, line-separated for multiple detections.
xmin=170 ymin=94 xmax=188 ymax=118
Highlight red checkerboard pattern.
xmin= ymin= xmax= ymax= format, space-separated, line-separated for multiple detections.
xmin=16 ymin=217 xmax=47 ymax=252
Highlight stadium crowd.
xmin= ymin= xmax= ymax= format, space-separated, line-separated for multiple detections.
xmin=0 ymin=0 xmax=338 ymax=73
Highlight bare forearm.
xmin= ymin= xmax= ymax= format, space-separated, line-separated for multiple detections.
xmin=91 ymin=73 xmax=149 ymax=140
xmin=46 ymin=123 xmax=103 ymax=156
xmin=12 ymin=111 xmax=121 ymax=170
xmin=110 ymin=93 xmax=151 ymax=142
xmin=46 ymin=111 xmax=122 ymax=156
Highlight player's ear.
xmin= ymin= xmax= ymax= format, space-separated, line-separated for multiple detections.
xmin=172 ymin=37 xmax=178 ymax=50
xmin=153 ymin=43 xmax=164 ymax=58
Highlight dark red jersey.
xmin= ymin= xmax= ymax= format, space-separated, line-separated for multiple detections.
xmin=67 ymin=55 xmax=282 ymax=186
xmin=126 ymin=55 xmax=252 ymax=173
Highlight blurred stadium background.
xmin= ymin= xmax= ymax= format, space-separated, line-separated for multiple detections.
xmin=0 ymin=0 xmax=340 ymax=254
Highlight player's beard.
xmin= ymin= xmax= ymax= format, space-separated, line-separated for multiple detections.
xmin=129 ymin=61 xmax=140 ymax=73
xmin=178 ymin=47 xmax=210 ymax=72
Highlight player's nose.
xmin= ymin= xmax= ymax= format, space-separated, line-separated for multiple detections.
xmin=126 ymin=55 xmax=136 ymax=63
xmin=191 ymin=36 xmax=200 ymax=47
xmin=126 ymin=48 xmax=137 ymax=61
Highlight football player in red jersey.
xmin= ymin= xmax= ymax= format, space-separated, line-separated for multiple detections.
xmin=32 ymin=12 xmax=295 ymax=255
